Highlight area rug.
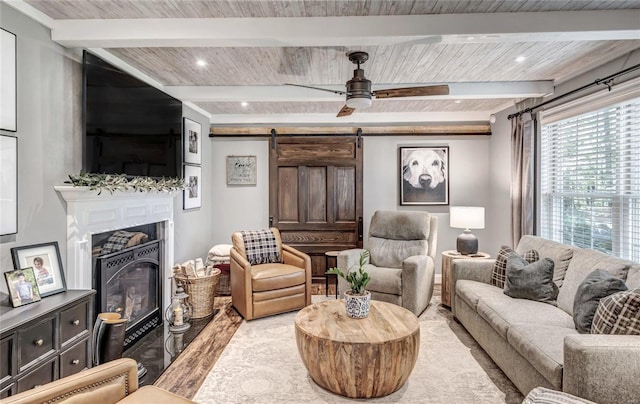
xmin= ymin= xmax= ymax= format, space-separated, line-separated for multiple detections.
xmin=194 ymin=296 xmax=524 ymax=403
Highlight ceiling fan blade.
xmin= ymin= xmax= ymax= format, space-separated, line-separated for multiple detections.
xmin=337 ymin=105 xmax=355 ymax=117
xmin=284 ymin=83 xmax=347 ymax=96
xmin=373 ymin=85 xmax=450 ymax=99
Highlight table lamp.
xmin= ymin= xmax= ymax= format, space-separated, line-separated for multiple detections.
xmin=450 ymin=206 xmax=485 ymax=255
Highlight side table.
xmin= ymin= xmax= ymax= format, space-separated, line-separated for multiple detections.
xmin=324 ymin=251 xmax=340 ymax=298
xmin=441 ymin=250 xmax=490 ymax=307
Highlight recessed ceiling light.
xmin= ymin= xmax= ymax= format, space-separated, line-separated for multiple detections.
xmin=515 ymin=56 xmax=526 ymax=63
xmin=196 ymin=59 xmax=207 ymax=67
xmin=454 ymin=100 xmax=462 ymax=104
xmin=241 ymin=101 xmax=249 ymax=107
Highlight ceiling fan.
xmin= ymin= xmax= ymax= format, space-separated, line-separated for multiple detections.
xmin=285 ymin=51 xmax=450 ymax=117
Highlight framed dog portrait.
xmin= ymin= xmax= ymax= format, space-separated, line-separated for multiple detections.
xmin=4 ymin=267 xmax=42 ymax=308
xmin=11 ymin=242 xmax=67 ymax=297
xmin=399 ymin=146 xmax=449 ymax=206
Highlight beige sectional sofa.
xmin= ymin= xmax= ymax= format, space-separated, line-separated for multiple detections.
xmin=451 ymin=235 xmax=640 ymax=404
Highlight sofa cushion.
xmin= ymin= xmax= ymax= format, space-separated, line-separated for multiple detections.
xmin=557 ymin=248 xmax=631 ymax=316
xmin=626 ymin=265 xmax=640 ymax=289
xmin=507 ymin=324 xmax=579 ymax=388
xmin=504 ymin=256 xmax=558 ymax=304
xmin=491 ymin=246 xmax=539 ymax=289
xmin=573 ymin=269 xmax=628 ymax=333
xmin=362 ymin=264 xmax=402 ymax=295
xmin=516 ymin=235 xmax=574 ymax=288
xmin=591 ymin=288 xmax=640 ymax=335
xmin=251 ymin=263 xmax=305 ymax=291
xmin=455 ymin=280 xmax=506 ymax=311
xmin=476 ymin=293 xmax=575 ymax=339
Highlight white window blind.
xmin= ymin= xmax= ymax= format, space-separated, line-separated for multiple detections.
xmin=540 ymin=96 xmax=640 ymax=261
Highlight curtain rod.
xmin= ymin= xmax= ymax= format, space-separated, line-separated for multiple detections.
xmin=507 ymin=63 xmax=640 ymax=120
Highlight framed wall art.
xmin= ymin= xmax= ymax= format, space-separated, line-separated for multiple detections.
xmin=4 ymin=267 xmax=41 ymax=308
xmin=183 ymin=164 xmax=202 ymax=210
xmin=399 ymin=146 xmax=449 ymax=206
xmin=11 ymin=242 xmax=67 ymax=298
xmin=0 ymin=135 xmax=17 ymax=235
xmin=226 ymin=155 xmax=257 ymax=185
xmin=183 ymin=117 xmax=202 ymax=165
xmin=1 ymin=28 xmax=17 ymax=132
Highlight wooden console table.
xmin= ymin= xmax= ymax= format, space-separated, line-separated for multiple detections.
xmin=441 ymin=250 xmax=490 ymax=307
xmin=294 ymin=300 xmax=419 ymax=398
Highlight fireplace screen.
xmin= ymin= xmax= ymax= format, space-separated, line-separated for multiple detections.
xmin=94 ymin=240 xmax=163 ymax=349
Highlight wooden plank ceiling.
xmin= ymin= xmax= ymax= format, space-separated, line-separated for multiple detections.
xmin=22 ymin=0 xmax=640 ymax=126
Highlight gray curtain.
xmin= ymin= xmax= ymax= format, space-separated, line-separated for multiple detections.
xmin=511 ymin=113 xmax=536 ymax=246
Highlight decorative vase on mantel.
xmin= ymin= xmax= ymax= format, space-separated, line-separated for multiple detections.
xmin=344 ymin=290 xmax=371 ymax=318
xmin=326 ymin=250 xmax=372 ymax=319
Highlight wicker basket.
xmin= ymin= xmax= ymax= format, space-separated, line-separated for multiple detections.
xmin=174 ymin=268 xmax=220 ymax=318
xmin=214 ymin=264 xmax=231 ymax=296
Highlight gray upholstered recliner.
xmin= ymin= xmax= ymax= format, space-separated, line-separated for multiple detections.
xmin=337 ymin=210 xmax=438 ymax=316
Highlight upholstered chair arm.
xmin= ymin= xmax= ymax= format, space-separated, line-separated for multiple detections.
xmin=336 ymin=249 xmax=367 ymax=295
xmin=563 ymin=334 xmax=640 ymax=404
xmin=282 ymin=244 xmax=312 ymax=305
xmin=3 ymin=358 xmax=139 ymax=404
xmin=401 ymin=255 xmax=435 ymax=315
xmin=230 ymin=247 xmax=253 ymax=319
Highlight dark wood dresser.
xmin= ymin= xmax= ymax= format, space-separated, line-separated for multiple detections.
xmin=0 ymin=290 xmax=95 ymax=398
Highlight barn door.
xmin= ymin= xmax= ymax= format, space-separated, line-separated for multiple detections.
xmin=269 ymin=136 xmax=363 ymax=282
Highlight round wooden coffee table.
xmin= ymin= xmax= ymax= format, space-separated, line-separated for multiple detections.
xmin=294 ymin=299 xmax=420 ymax=398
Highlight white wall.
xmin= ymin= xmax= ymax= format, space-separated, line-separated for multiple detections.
xmin=209 ymin=134 xmax=494 ymax=274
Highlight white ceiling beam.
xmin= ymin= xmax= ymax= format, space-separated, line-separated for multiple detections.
xmin=209 ymin=111 xmax=493 ymax=125
xmin=50 ymin=11 xmax=640 ymax=48
xmin=165 ymin=81 xmax=553 ymax=103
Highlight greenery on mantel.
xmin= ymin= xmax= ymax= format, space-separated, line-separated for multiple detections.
xmin=65 ymin=172 xmax=185 ymax=195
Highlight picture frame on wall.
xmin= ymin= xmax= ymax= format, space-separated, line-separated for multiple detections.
xmin=4 ymin=267 xmax=41 ymax=308
xmin=399 ymin=146 xmax=449 ymax=206
xmin=0 ymin=135 xmax=17 ymax=235
xmin=226 ymin=155 xmax=257 ymax=185
xmin=183 ymin=164 xmax=202 ymax=210
xmin=183 ymin=117 xmax=202 ymax=165
xmin=11 ymin=242 xmax=67 ymax=298
xmin=1 ymin=28 xmax=17 ymax=132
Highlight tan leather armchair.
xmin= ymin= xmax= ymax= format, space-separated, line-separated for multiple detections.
xmin=230 ymin=228 xmax=312 ymax=320
xmin=2 ymin=358 xmax=194 ymax=404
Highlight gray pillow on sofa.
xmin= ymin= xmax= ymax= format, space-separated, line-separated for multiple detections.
xmin=504 ymin=256 xmax=558 ymax=304
xmin=573 ymin=269 xmax=628 ymax=334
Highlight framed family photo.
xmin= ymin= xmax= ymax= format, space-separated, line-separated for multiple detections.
xmin=399 ymin=146 xmax=449 ymax=206
xmin=11 ymin=242 xmax=67 ymax=297
xmin=183 ymin=164 xmax=202 ymax=210
xmin=183 ymin=117 xmax=202 ymax=165
xmin=4 ymin=267 xmax=42 ymax=308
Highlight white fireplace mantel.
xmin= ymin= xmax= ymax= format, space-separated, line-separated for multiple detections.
xmin=55 ymin=185 xmax=179 ymax=304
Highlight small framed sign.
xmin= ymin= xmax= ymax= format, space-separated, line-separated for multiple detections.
xmin=226 ymin=155 xmax=257 ymax=185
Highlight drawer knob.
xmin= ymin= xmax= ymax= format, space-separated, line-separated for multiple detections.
xmin=34 ymin=339 xmax=44 ymax=346
xmin=72 ymin=319 xmax=80 ymax=326
xmin=72 ymin=359 xmax=80 ymax=365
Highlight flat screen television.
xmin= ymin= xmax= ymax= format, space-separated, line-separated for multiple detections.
xmin=83 ymin=50 xmax=182 ymax=178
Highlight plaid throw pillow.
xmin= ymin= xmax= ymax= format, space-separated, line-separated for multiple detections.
xmin=491 ymin=246 xmax=539 ymax=289
xmin=591 ymin=288 xmax=640 ymax=335
xmin=241 ymin=229 xmax=282 ymax=265
xmin=102 ymin=230 xmax=137 ymax=254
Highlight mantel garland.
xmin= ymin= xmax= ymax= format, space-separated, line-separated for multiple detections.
xmin=65 ymin=172 xmax=185 ymax=195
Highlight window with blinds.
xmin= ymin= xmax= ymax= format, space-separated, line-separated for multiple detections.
xmin=540 ymin=96 xmax=640 ymax=261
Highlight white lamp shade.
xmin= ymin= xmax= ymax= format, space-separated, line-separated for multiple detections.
xmin=450 ymin=206 xmax=485 ymax=229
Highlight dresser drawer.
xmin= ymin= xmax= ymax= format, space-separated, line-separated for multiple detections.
xmin=60 ymin=300 xmax=90 ymax=345
xmin=60 ymin=339 xmax=89 ymax=378
xmin=0 ymin=336 xmax=15 ymax=385
xmin=18 ymin=316 xmax=56 ymax=371
xmin=16 ymin=356 xmax=57 ymax=393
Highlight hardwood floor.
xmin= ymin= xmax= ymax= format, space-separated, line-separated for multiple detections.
xmin=154 ymin=283 xmax=440 ymax=399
